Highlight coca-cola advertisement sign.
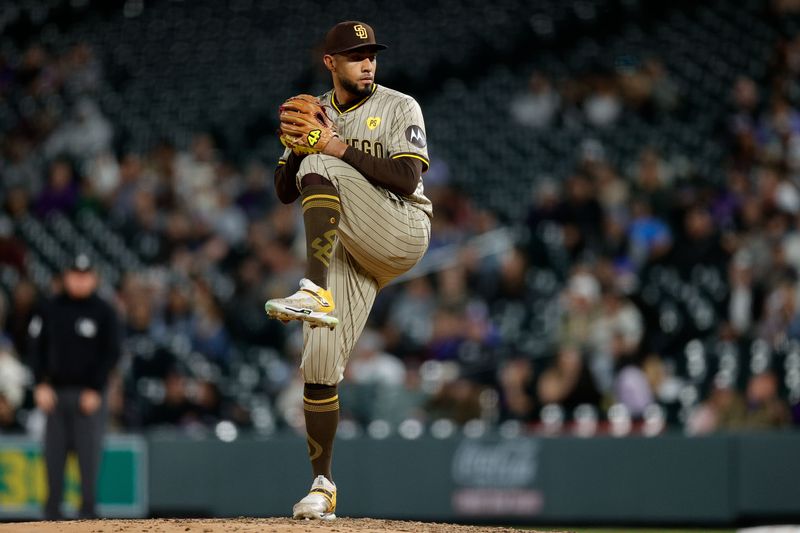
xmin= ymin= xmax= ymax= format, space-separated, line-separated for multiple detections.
xmin=451 ymin=440 xmax=543 ymax=516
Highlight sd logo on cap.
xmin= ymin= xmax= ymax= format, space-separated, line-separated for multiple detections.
xmin=324 ymin=21 xmax=387 ymax=55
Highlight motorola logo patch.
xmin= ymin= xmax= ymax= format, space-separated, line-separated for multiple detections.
xmin=405 ymin=125 xmax=427 ymax=148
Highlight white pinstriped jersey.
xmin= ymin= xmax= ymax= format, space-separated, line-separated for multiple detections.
xmin=281 ymin=84 xmax=433 ymax=218
xmin=278 ymin=85 xmax=434 ymax=384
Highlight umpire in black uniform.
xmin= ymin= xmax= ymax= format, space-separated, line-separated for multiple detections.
xmin=29 ymin=253 xmax=121 ymax=520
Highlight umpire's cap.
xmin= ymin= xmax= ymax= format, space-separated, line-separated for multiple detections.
xmin=324 ymin=21 xmax=387 ymax=55
xmin=67 ymin=252 xmax=94 ymax=273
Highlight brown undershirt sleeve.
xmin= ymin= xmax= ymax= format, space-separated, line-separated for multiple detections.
xmin=273 ymin=152 xmax=304 ymax=204
xmin=276 ymin=149 xmax=424 ymax=201
xmin=340 ymin=147 xmax=423 ymax=197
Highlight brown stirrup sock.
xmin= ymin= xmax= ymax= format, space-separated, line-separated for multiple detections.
xmin=300 ymin=179 xmax=340 ymax=289
xmin=303 ymin=383 xmax=339 ymax=481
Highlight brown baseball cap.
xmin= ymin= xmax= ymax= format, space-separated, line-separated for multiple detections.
xmin=324 ymin=21 xmax=387 ymax=55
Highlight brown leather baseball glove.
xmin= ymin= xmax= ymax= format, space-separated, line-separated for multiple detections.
xmin=278 ymin=94 xmax=338 ymax=155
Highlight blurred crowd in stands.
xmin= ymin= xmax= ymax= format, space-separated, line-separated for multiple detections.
xmin=510 ymin=57 xmax=680 ymax=130
xmin=2 ymin=19 xmax=800 ymax=439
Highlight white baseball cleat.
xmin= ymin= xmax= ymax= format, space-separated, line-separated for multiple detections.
xmin=265 ymin=278 xmax=339 ymax=330
xmin=292 ymin=475 xmax=337 ymax=520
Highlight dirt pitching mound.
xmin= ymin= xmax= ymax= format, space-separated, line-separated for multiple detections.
xmin=0 ymin=517 xmax=565 ymax=533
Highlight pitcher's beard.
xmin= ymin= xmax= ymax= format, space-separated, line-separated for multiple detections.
xmin=340 ymin=77 xmax=372 ymax=98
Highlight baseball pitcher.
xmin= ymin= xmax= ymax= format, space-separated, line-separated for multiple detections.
xmin=266 ymin=21 xmax=432 ymax=519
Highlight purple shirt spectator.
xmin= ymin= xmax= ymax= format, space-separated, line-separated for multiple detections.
xmin=35 ymin=160 xmax=79 ymax=217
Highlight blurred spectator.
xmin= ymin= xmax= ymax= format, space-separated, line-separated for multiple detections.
xmin=0 ymin=340 xmax=26 ymax=431
xmin=190 ymin=290 xmax=231 ymax=365
xmin=783 ymin=213 xmax=800 ymax=278
xmin=35 ymin=159 xmax=79 ymax=217
xmin=3 ymin=187 xmax=33 ymax=221
xmin=537 ymin=346 xmax=601 ymax=412
xmin=488 ymin=247 xmax=558 ymax=356
xmin=688 ymin=372 xmax=791 ymax=433
xmin=6 ymin=279 xmax=38 ymax=357
xmin=237 ymin=161 xmax=273 ymax=220
xmin=436 ymin=265 xmax=471 ymax=309
xmin=642 ymin=353 xmax=682 ymax=407
xmin=558 ymin=271 xmax=601 ymax=350
xmin=526 ymin=179 xmax=564 ymax=236
xmin=498 ymin=357 xmax=537 ymax=421
xmin=633 ymin=147 xmax=673 ymax=220
xmin=62 ymin=42 xmax=102 ymax=96
xmin=730 ymin=77 xmax=759 ymax=135
xmin=162 ymin=210 xmax=197 ymax=264
xmin=120 ymin=187 xmax=165 ymax=264
xmin=433 ymin=186 xmax=476 ymax=236
xmin=194 ymin=379 xmax=222 ymax=426
xmin=594 ymin=161 xmax=629 ymax=214
xmin=687 ymin=381 xmax=747 ymax=435
xmin=0 ymin=216 xmax=26 ymax=274
xmin=583 ymin=74 xmax=622 ymax=127
xmin=758 ymin=165 xmax=800 ymax=215
xmin=712 ymin=169 xmax=748 ymax=233
xmin=346 ymin=329 xmax=406 ymax=387
xmin=727 ymin=251 xmax=766 ymax=337
xmin=669 ymin=205 xmax=728 ymax=276
xmin=207 ymin=189 xmax=247 ymax=246
xmin=427 ymin=305 xmax=466 ymax=362
xmin=146 ymin=370 xmax=194 ymax=427
xmin=425 ymin=378 xmax=483 ymax=425
xmin=383 ymin=276 xmax=436 ymax=356
xmin=0 ymin=293 xmax=27 ymax=431
xmin=590 ymin=290 xmax=644 ymax=393
xmin=599 ymin=212 xmax=629 ymax=265
xmin=757 ymin=96 xmax=800 ymax=166
xmin=759 ymin=276 xmax=798 ymax=344
xmin=44 ymin=99 xmax=113 ymax=166
xmin=627 ymin=197 xmax=672 ymax=268
xmin=105 ymin=372 xmax=137 ymax=431
xmin=163 ymin=281 xmax=194 ymax=339
xmin=455 ymin=302 xmax=502 ymax=384
xmin=175 ymin=133 xmax=218 ymax=215
xmin=147 ymin=141 xmax=179 ymax=210
xmin=86 ymin=152 xmax=121 ymax=207
xmin=224 ymin=258 xmax=285 ymax=350
xmin=618 ymin=58 xmax=679 ymax=118
xmin=612 ymin=358 xmax=653 ymax=417
xmin=741 ymin=371 xmax=792 ymax=429
xmin=111 ymin=153 xmax=147 ymax=222
xmin=2 ymin=133 xmax=42 ymax=193
xmin=561 ymin=173 xmax=604 ymax=256
xmin=510 ymin=72 xmax=561 ymax=128
xmin=123 ymin=296 xmax=174 ymax=381
xmin=643 ymin=59 xmax=680 ymax=114
xmin=617 ymin=58 xmax=653 ymax=113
